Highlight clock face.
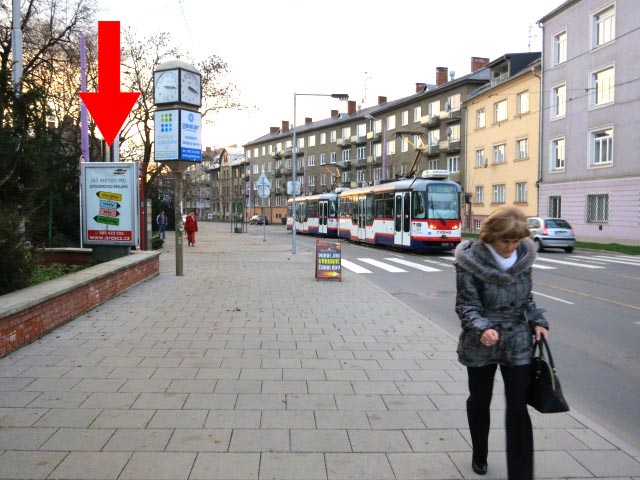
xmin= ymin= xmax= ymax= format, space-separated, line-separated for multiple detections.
xmin=180 ymin=70 xmax=201 ymax=106
xmin=154 ymin=70 xmax=179 ymax=104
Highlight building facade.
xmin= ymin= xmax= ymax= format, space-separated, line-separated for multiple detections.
xmin=539 ymin=0 xmax=640 ymax=243
xmin=464 ymin=53 xmax=542 ymax=231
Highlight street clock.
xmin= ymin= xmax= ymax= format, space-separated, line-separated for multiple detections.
xmin=153 ymin=61 xmax=202 ymax=107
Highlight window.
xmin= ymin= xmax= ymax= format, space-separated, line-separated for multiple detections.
xmin=356 ymin=146 xmax=366 ymax=159
xmin=474 ymin=219 xmax=482 ymax=231
xmin=320 ymin=153 xmax=326 ymax=165
xmin=475 ymin=148 xmax=486 ymax=167
xmin=447 ymin=156 xmax=459 ymax=172
xmin=356 ymin=170 xmax=367 ymax=182
xmin=516 ymin=138 xmax=529 ymax=159
xmin=447 ymin=93 xmax=461 ymax=111
xmin=308 ymin=175 xmax=315 ymax=186
xmin=549 ymin=196 xmax=562 ymax=217
xmin=386 ymin=139 xmax=396 ymax=155
xmin=307 ymin=155 xmax=315 ymax=166
xmin=320 ymin=174 xmax=326 ymax=186
xmin=413 ymin=135 xmax=422 ymax=149
xmin=586 ymin=194 xmax=609 ymax=222
xmin=517 ymin=91 xmax=529 ymax=114
xmin=428 ymin=100 xmax=440 ymax=118
xmin=373 ymin=143 xmax=382 ymax=158
xmin=341 ymin=126 xmax=351 ymax=139
xmin=448 ymin=124 xmax=460 ymax=142
xmin=268 ymin=162 xmax=272 ymax=172
xmin=427 ymin=159 xmax=439 ymax=170
xmin=372 ymin=119 xmax=382 ymax=134
xmin=590 ymin=66 xmax=614 ymax=106
xmin=342 ymin=149 xmax=351 ymax=162
xmin=373 ymin=167 xmax=381 ymax=181
xmin=515 ymin=182 xmax=527 ymax=203
xmin=401 ymin=137 xmax=409 ymax=152
xmin=297 ymin=137 xmax=305 ymax=149
xmin=551 ymin=137 xmax=565 ymax=170
xmin=401 ymin=110 xmax=408 ymax=126
xmin=308 ymin=135 xmax=316 ymax=147
xmin=552 ymin=84 xmax=566 ymax=118
xmin=475 ymin=186 xmax=484 ymax=203
xmin=476 ymin=108 xmax=486 ymax=128
xmin=427 ymin=129 xmax=440 ymax=146
xmin=553 ymin=30 xmax=567 ymax=65
xmin=386 ymin=115 xmax=396 ymax=131
xmin=590 ymin=127 xmax=613 ymax=165
xmin=492 ymin=184 xmax=505 ymax=204
xmin=357 ymin=123 xmax=366 ymax=138
xmin=330 ymin=152 xmax=336 ymax=164
xmin=413 ymin=106 xmax=421 ymax=122
xmin=320 ymin=132 xmax=326 ymax=145
xmin=252 ymin=164 xmax=259 ymax=174
xmin=493 ymin=143 xmax=506 ymax=164
xmin=494 ymin=100 xmax=507 ymax=122
xmin=593 ymin=5 xmax=615 ymax=47
xmin=342 ymin=171 xmax=351 ymax=183
xmin=330 ymin=130 xmax=337 ymax=143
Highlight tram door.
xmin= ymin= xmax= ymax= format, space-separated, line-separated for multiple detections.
xmin=394 ymin=192 xmax=411 ymax=246
xmin=318 ymin=201 xmax=328 ymax=235
xmin=357 ymin=196 xmax=367 ymax=240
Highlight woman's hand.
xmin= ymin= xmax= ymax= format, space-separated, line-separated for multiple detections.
xmin=533 ymin=326 xmax=549 ymax=341
xmin=480 ymin=328 xmax=499 ymax=347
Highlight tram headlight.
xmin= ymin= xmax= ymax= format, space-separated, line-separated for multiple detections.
xmin=452 ymin=224 xmax=459 ymax=230
xmin=429 ymin=223 xmax=438 ymax=230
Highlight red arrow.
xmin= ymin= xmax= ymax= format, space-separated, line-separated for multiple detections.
xmin=79 ymin=21 xmax=140 ymax=146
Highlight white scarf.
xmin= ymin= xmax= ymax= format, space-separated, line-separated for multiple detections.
xmin=486 ymin=243 xmax=518 ymax=271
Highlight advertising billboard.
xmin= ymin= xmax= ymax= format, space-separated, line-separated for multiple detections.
xmin=154 ymin=109 xmax=201 ymax=162
xmin=81 ymin=162 xmax=138 ymax=246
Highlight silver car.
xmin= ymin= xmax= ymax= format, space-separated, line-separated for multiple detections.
xmin=527 ymin=217 xmax=576 ymax=253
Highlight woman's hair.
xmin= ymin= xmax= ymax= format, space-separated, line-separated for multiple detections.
xmin=479 ymin=206 xmax=530 ymax=244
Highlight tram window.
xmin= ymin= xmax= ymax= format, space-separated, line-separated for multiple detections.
xmin=412 ymin=192 xmax=426 ymax=219
xmin=366 ymin=195 xmax=374 ymax=223
xmin=384 ymin=193 xmax=394 ymax=218
xmin=329 ymin=201 xmax=337 ymax=217
xmin=308 ymin=201 xmax=318 ymax=218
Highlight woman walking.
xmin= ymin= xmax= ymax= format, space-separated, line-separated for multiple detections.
xmin=454 ymin=206 xmax=549 ymax=479
xmin=184 ymin=211 xmax=198 ymax=247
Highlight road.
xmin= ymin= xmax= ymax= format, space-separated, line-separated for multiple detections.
xmin=269 ymin=227 xmax=640 ymax=452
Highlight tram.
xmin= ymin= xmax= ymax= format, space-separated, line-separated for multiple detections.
xmin=286 ymin=192 xmax=339 ymax=237
xmin=287 ymin=170 xmax=462 ymax=251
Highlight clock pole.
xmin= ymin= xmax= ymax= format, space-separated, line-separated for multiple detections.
xmin=152 ymin=60 xmax=202 ymax=276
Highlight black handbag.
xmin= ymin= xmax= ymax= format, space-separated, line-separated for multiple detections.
xmin=528 ymin=338 xmax=570 ymax=413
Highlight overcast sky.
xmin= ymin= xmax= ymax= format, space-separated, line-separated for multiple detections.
xmin=97 ymin=0 xmax=566 ymax=150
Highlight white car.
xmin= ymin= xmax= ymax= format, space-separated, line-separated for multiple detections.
xmin=527 ymin=217 xmax=576 ymax=253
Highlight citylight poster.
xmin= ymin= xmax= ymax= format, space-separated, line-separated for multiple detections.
xmin=81 ymin=162 xmax=138 ymax=246
xmin=154 ymin=109 xmax=179 ymax=161
xmin=180 ymin=110 xmax=202 ymax=161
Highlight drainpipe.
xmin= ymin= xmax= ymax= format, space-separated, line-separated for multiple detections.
xmin=537 ymin=21 xmax=545 ymax=217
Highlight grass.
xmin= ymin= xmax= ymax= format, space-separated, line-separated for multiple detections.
xmin=462 ymin=233 xmax=640 ymax=255
xmin=28 ymin=263 xmax=86 ymax=286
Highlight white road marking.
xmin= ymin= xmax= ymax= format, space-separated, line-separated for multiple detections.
xmin=341 ymin=259 xmax=372 ymax=274
xmin=532 ymin=290 xmax=575 ymax=304
xmin=532 ymin=263 xmax=557 ymax=270
xmin=422 ymin=259 xmax=455 ymax=268
xmin=536 ymin=257 xmax=605 ymax=269
xmin=635 ymin=322 xmax=640 ymax=326
xmin=592 ymin=255 xmax=640 ymax=266
xmin=568 ymin=256 xmax=608 ymax=265
xmin=384 ymin=258 xmax=441 ymax=272
xmin=358 ymin=258 xmax=407 ymax=272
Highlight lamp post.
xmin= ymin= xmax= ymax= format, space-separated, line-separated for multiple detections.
xmin=291 ymin=92 xmax=348 ymax=254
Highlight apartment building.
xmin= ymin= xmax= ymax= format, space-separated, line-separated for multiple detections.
xmin=538 ymin=0 xmax=640 ymax=244
xmin=464 ymin=53 xmax=542 ymax=231
xmin=209 ymin=148 xmax=247 ymax=221
xmin=240 ymin=59 xmax=490 ymax=224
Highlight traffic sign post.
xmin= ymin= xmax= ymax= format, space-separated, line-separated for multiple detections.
xmin=255 ymin=173 xmax=271 ymax=241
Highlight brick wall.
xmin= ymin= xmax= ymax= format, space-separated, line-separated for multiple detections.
xmin=0 ymin=254 xmax=159 ymax=357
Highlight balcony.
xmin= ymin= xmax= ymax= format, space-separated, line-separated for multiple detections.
xmin=353 ymin=135 xmax=367 ymax=145
xmin=445 ymin=109 xmax=461 ymax=121
xmin=284 ymin=147 xmax=293 ymax=157
xmin=367 ymin=131 xmax=382 ymax=140
xmin=273 ymin=168 xmax=283 ymax=178
xmin=421 ymin=114 xmax=440 ymax=127
xmin=427 ymin=144 xmax=440 ymax=156
xmin=337 ymin=137 xmax=352 ymax=147
xmin=367 ymin=155 xmax=381 ymax=165
xmin=355 ymin=158 xmax=367 ymax=168
xmin=449 ymin=171 xmax=461 ymax=183
xmin=439 ymin=140 xmax=449 ymax=150
xmin=447 ymin=140 xmax=461 ymax=152
xmin=271 ymin=150 xmax=282 ymax=159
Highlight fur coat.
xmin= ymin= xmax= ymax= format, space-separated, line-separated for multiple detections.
xmin=454 ymin=237 xmax=548 ymax=367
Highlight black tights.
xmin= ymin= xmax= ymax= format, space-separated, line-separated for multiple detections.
xmin=467 ymin=364 xmax=533 ymax=480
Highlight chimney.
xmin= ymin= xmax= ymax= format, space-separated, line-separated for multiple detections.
xmin=377 ymin=96 xmax=387 ymax=105
xmin=305 ymin=117 xmax=313 ymax=124
xmin=281 ymin=120 xmax=289 ymax=132
xmin=471 ymin=56 xmax=490 ymax=72
xmin=415 ymin=82 xmax=427 ymax=93
xmin=270 ymin=127 xmax=279 ymax=134
xmin=436 ymin=67 xmax=448 ymax=87
xmin=347 ymin=100 xmax=356 ymax=115
xmin=331 ymin=109 xmax=339 ymax=117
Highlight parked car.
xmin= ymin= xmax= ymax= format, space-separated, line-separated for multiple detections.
xmin=527 ymin=217 xmax=576 ymax=253
xmin=249 ymin=214 xmax=269 ymax=225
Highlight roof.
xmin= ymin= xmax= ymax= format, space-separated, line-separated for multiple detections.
xmin=538 ymin=0 xmax=580 ymax=25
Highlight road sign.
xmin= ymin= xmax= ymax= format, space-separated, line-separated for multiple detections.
xmin=256 ymin=173 xmax=271 ymax=188
xmin=257 ymin=185 xmax=270 ymax=199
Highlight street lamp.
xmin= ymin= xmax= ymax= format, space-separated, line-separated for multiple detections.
xmin=291 ymin=92 xmax=349 ymax=254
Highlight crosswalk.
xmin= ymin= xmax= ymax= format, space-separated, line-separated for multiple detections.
xmin=340 ymin=253 xmax=640 ymax=275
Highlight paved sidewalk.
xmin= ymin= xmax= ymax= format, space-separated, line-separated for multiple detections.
xmin=0 ymin=222 xmax=638 ymax=480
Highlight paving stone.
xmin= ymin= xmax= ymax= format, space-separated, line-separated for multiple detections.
xmin=388 ymin=452 xmax=463 ymax=479
xmin=283 ymin=368 xmax=326 ymax=381
xmin=40 ymin=427 xmax=114 ymax=451
xmin=261 ymin=411 xmax=315 ymax=429
xmin=166 ymin=379 xmax=217 ymax=393
xmin=260 ymin=452 xmax=327 ymax=480
xmin=118 ymin=378 xmax=171 ymax=392
xmin=405 ymin=429 xmax=470 ymax=452
xmin=71 ymin=378 xmax=126 ymax=392
xmin=183 ymin=393 xmax=237 ymax=409
xmin=81 ymin=392 xmax=139 ymax=409
xmin=131 ymin=392 xmax=188 ymax=409
xmin=335 ymin=395 xmax=386 ymax=411
xmin=326 ymin=453 xmax=395 ymax=480
xmin=228 ymin=429 xmax=289 ymax=452
xmin=348 ymin=429 xmax=412 ymax=452
xmin=569 ymin=450 xmax=640 ymax=477
xmin=367 ymin=411 xmax=425 ymax=430
xmin=48 ymin=451 xmax=131 ymax=479
xmin=91 ymin=409 xmax=155 ymax=428
xmin=316 ymin=411 xmax=371 ymax=430
xmin=286 ymin=394 xmax=337 ymax=411
xmin=190 ymin=452 xmax=259 ymax=480
xmin=0 ymin=407 xmax=47 ymax=426
xmin=0 ymin=450 xmax=66 ymax=479
xmin=147 ymin=409 xmax=207 ymax=428
xmin=32 ymin=408 xmax=100 ymax=428
xmin=0 ymin=391 xmax=42 ymax=407
xmin=205 ymin=410 xmax=261 ymax=428
xmin=236 ymin=393 xmax=287 ymax=411
xmin=166 ymin=428 xmax=231 ymax=451
xmin=103 ymin=428 xmax=172 ymax=451
xmin=291 ymin=429 xmax=351 ymax=452
xmin=119 ymin=451 xmax=196 ymax=479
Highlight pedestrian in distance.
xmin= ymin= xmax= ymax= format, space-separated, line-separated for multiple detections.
xmin=454 ymin=205 xmax=549 ymax=480
xmin=184 ymin=210 xmax=198 ymax=247
xmin=156 ymin=211 xmax=167 ymax=239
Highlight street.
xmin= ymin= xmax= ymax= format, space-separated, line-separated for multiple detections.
xmin=270 ymin=226 xmax=640 ymax=452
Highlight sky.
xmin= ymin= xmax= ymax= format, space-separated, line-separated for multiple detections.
xmin=97 ymin=0 xmax=566 ymax=150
